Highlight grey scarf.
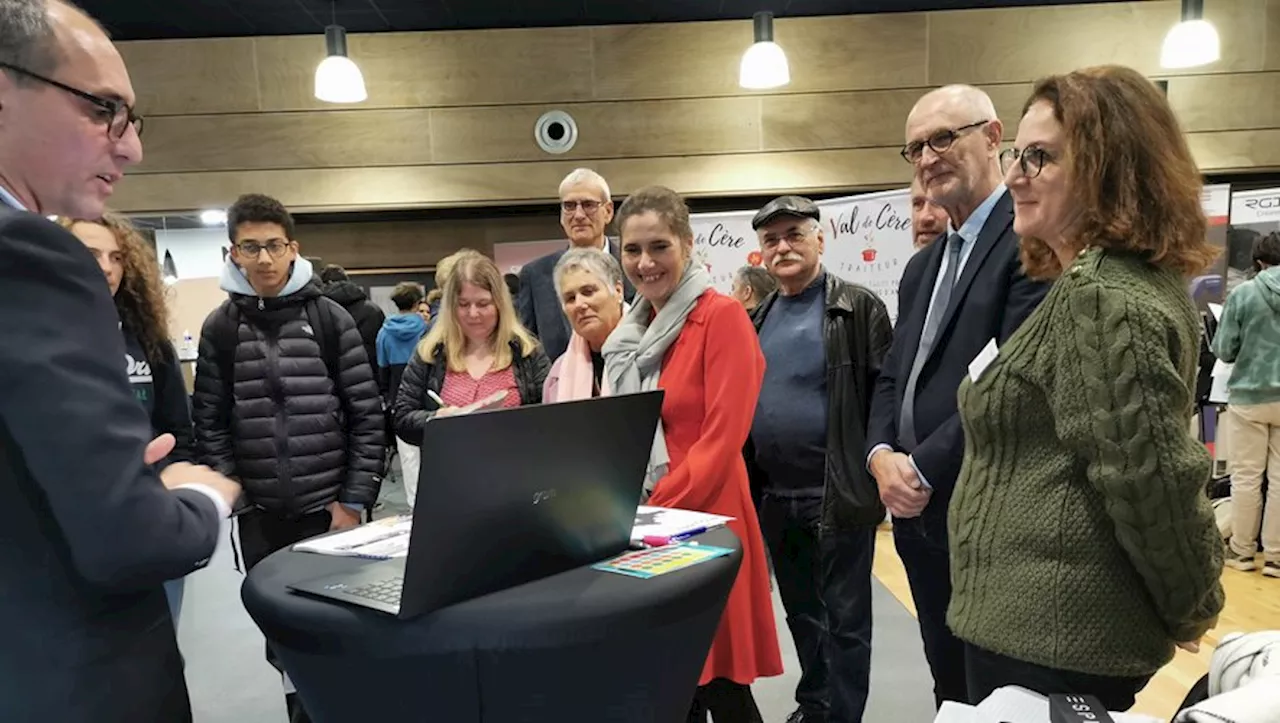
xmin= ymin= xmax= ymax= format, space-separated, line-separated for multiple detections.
xmin=603 ymin=262 xmax=711 ymax=500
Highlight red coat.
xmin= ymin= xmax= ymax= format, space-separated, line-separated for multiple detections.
xmin=649 ymin=290 xmax=783 ymax=686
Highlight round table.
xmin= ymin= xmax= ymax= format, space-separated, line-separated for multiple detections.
xmin=241 ymin=528 xmax=741 ymax=723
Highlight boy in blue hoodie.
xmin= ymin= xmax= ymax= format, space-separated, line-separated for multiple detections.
xmin=1213 ymin=232 xmax=1280 ymax=578
xmin=377 ymin=282 xmax=429 ymax=506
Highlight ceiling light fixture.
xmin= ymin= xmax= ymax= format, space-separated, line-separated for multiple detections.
xmin=314 ymin=24 xmax=367 ymax=103
xmin=739 ymin=11 xmax=790 ymax=90
xmin=1161 ymin=0 xmax=1220 ymax=69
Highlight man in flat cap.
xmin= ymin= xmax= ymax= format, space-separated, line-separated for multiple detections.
xmin=743 ymin=196 xmax=894 ymax=723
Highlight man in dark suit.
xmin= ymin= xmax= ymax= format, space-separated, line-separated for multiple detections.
xmin=517 ymin=168 xmax=633 ymax=360
xmin=866 ymin=85 xmax=1049 ymax=708
xmin=0 ymin=2 xmax=239 ymax=721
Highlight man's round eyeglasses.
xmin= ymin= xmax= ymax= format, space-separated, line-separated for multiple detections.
xmin=999 ymin=146 xmax=1052 ymax=179
xmin=0 ymin=62 xmax=144 ymax=141
xmin=900 ymin=120 xmax=989 ymax=164
xmin=562 ymin=200 xmax=603 ymax=214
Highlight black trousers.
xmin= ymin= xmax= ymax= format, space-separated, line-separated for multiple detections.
xmin=892 ymin=514 xmax=969 ymax=708
xmin=239 ymin=509 xmax=333 ymax=723
xmin=686 ymin=679 xmax=763 ymax=723
xmin=964 ymin=643 xmax=1152 ymax=711
xmin=759 ymin=492 xmax=874 ymax=723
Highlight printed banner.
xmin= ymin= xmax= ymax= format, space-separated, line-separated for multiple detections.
xmin=690 ymin=187 xmax=914 ymax=322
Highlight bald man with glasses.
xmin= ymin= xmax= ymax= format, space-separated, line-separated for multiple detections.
xmin=866 ymin=85 xmax=1049 ymax=708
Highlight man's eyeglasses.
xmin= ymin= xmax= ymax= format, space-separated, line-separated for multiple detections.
xmin=0 ymin=62 xmax=144 ymax=141
xmin=236 ymin=240 xmax=292 ymax=259
xmin=561 ymin=199 xmax=603 ymax=214
xmin=900 ymin=120 xmax=989 ymax=164
xmin=999 ymin=146 xmax=1054 ymax=180
xmin=760 ymin=228 xmax=814 ymax=249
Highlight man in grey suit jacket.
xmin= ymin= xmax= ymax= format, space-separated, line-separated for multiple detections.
xmin=517 ymin=168 xmax=634 ymax=360
xmin=0 ymin=2 xmax=239 ymax=720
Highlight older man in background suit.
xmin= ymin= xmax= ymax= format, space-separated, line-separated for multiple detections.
xmin=517 ymin=168 xmax=633 ymax=360
xmin=0 ymin=1 xmax=240 ymax=721
xmin=866 ymin=85 xmax=1049 ymax=708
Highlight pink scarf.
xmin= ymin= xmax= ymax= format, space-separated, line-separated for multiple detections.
xmin=555 ymin=332 xmax=609 ymax=402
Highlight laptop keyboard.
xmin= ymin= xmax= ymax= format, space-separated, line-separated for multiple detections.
xmin=347 ymin=576 xmax=404 ymax=605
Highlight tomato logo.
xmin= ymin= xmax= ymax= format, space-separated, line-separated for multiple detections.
xmin=862 ymin=248 xmax=877 ymax=262
xmin=747 ymin=251 xmax=763 ymax=266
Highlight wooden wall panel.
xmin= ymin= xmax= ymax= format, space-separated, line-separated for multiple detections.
xmin=111 ymin=148 xmax=911 ymax=214
xmin=138 ymin=109 xmax=433 ymax=173
xmin=295 ymin=216 xmax=565 ymax=268
xmin=1267 ymin=0 xmax=1280 ymax=69
xmin=760 ymin=83 xmax=1030 ymax=153
xmin=1168 ymin=73 xmax=1280 ymax=133
xmin=253 ymin=29 xmax=594 ymax=112
xmin=430 ymin=97 xmax=761 ymax=164
xmin=120 ymin=38 xmax=260 ymax=115
xmin=111 ymin=0 xmax=1280 ymax=215
xmin=591 ymin=14 xmax=928 ymax=101
xmin=927 ymin=0 xmax=1265 ymax=86
xmin=1185 ymin=129 xmax=1280 ymax=173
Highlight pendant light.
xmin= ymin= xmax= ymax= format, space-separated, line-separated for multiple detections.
xmin=314 ymin=4 xmax=367 ymax=104
xmin=1161 ymin=0 xmax=1220 ymax=69
xmin=161 ymin=249 xmax=178 ymax=285
xmin=739 ymin=12 xmax=790 ymax=90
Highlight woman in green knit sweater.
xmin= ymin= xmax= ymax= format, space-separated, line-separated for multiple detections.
xmin=948 ymin=65 xmax=1225 ymax=710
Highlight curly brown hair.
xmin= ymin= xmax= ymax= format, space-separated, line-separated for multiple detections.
xmin=58 ymin=213 xmax=172 ymax=363
xmin=1017 ymin=65 xmax=1218 ymax=280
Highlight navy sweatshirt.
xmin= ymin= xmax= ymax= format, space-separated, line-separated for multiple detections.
xmin=750 ymin=274 xmax=828 ymax=494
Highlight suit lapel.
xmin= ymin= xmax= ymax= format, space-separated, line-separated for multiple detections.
xmin=934 ymin=190 xmax=1013 ymax=340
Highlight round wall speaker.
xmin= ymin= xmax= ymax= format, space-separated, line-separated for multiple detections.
xmin=534 ymin=110 xmax=578 ymax=154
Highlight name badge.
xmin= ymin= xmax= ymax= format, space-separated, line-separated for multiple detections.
xmin=969 ymin=338 xmax=999 ymax=382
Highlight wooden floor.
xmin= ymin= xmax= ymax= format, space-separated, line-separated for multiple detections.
xmin=870 ymin=526 xmax=1280 ymax=720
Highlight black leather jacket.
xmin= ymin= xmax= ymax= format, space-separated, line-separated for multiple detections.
xmin=746 ymin=270 xmax=894 ymax=530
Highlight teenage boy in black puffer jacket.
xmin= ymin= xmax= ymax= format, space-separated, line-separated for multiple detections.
xmin=192 ymin=193 xmax=384 ymax=723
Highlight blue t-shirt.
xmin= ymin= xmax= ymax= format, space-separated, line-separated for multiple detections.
xmin=750 ymin=273 xmax=828 ymax=495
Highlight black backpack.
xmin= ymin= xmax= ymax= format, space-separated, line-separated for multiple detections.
xmin=210 ymin=297 xmax=344 ymax=403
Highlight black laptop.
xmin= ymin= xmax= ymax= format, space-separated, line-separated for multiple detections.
xmin=288 ymin=390 xmax=663 ymax=619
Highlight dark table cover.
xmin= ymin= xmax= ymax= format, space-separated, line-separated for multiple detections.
xmin=242 ymin=528 xmax=742 ymax=723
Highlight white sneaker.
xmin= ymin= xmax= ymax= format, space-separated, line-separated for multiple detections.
xmin=1224 ymin=548 xmax=1258 ymax=571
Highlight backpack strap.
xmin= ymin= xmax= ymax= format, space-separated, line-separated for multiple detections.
xmin=305 ymin=298 xmax=344 ymax=398
xmin=213 ymin=302 xmax=240 ymax=398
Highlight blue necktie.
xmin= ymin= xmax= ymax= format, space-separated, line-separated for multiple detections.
xmin=899 ymin=233 xmax=964 ymax=450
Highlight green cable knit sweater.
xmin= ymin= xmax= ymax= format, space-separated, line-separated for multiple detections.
xmin=948 ymin=248 xmax=1225 ymax=677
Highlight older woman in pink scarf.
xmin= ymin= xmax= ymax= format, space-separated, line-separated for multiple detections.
xmin=543 ymin=248 xmax=627 ymax=402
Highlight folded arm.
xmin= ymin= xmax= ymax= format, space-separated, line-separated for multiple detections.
xmin=1056 ymin=282 xmax=1224 ymax=642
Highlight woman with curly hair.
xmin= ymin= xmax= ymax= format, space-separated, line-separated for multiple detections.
xmin=947 ymin=66 xmax=1224 ymax=709
xmin=59 ymin=213 xmax=195 ymax=621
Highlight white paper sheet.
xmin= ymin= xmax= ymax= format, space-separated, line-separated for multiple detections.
xmin=630 ymin=506 xmax=734 ymax=543
xmin=292 ymin=515 xmax=413 ymax=559
xmin=1210 ymin=359 xmax=1234 ymax=404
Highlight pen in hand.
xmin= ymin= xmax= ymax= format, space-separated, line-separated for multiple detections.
xmin=427 ymin=389 xmax=445 ymax=408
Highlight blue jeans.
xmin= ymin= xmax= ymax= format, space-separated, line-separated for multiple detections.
xmin=164 ymin=578 xmax=185 ymax=626
xmin=759 ymin=492 xmax=875 ymax=723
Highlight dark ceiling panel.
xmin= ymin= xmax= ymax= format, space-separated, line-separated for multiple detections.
xmin=76 ymin=0 xmax=1129 ymax=41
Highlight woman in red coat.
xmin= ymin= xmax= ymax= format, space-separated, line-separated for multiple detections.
xmin=603 ymin=185 xmax=783 ymax=722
